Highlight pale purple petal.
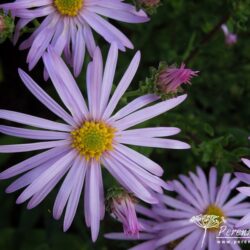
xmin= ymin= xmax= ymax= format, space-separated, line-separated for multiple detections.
xmin=43 ymin=47 xmax=88 ymax=121
xmin=27 ymin=162 xmax=69 ymax=209
xmin=0 ymin=140 xmax=70 ymax=153
xmin=100 ymin=42 xmax=118 ymax=115
xmin=5 ymin=155 xmax=60 ymax=193
xmin=209 ymin=167 xmax=217 ymax=203
xmin=155 ymin=225 xmax=195 ymax=247
xmin=114 ymin=144 xmax=163 ymax=176
xmin=53 ymin=157 xmax=86 ymax=220
xmin=117 ymin=127 xmax=181 ymax=138
xmin=174 ymin=230 xmax=201 ymax=250
xmin=117 ymin=136 xmax=190 ymax=149
xmin=89 ymin=160 xmax=101 ymax=242
xmin=87 ymin=47 xmax=103 ymax=119
xmin=242 ymin=158 xmax=250 ymax=168
xmin=237 ymin=186 xmax=250 ymax=196
xmin=102 ymin=155 xmax=158 ymax=204
xmin=103 ymin=51 xmax=141 ymax=119
xmin=110 ymin=149 xmax=167 ymax=192
xmin=105 ymin=233 xmax=155 ymax=241
xmin=0 ymin=146 xmax=69 ymax=179
xmin=179 ymin=174 xmax=205 ymax=208
xmin=84 ymin=163 xmax=91 ymax=227
xmin=0 ymin=125 xmax=69 ymax=140
xmin=16 ymin=150 xmax=76 ymax=204
xmin=110 ymin=94 xmax=159 ymax=122
xmin=18 ymin=69 xmax=76 ymax=127
xmin=236 ymin=212 xmax=250 ymax=227
xmin=0 ymin=109 xmax=72 ymax=131
xmin=63 ymin=157 xmax=87 ymax=231
xmin=114 ymin=94 xmax=187 ymax=130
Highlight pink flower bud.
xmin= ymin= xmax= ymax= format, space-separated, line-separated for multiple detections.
xmin=221 ymin=24 xmax=237 ymax=46
xmin=110 ymin=193 xmax=141 ymax=237
xmin=157 ymin=63 xmax=198 ymax=94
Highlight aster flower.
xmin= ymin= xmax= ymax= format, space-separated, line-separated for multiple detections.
xmin=157 ymin=63 xmax=198 ymax=94
xmin=107 ymin=188 xmax=141 ymax=237
xmin=0 ymin=0 xmax=149 ymax=77
xmin=0 ymin=44 xmax=189 ymax=241
xmin=106 ymin=167 xmax=250 ymax=249
xmin=221 ymin=24 xmax=237 ymax=46
xmin=235 ymin=158 xmax=250 ymax=227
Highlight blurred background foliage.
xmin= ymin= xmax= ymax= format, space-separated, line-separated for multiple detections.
xmin=0 ymin=0 xmax=250 ymax=249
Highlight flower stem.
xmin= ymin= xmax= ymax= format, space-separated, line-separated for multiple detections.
xmin=123 ymin=89 xmax=141 ymax=98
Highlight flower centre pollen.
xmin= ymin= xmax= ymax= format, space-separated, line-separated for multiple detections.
xmin=203 ymin=204 xmax=225 ymax=232
xmin=54 ymin=0 xmax=83 ymax=17
xmin=71 ymin=121 xmax=115 ymax=160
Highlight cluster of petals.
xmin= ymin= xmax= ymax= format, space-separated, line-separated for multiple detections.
xmin=106 ymin=167 xmax=250 ymax=250
xmin=0 ymin=0 xmax=149 ymax=76
xmin=0 ymin=43 xmax=190 ymax=241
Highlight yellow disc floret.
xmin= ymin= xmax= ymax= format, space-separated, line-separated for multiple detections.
xmin=203 ymin=204 xmax=225 ymax=231
xmin=54 ymin=0 xmax=83 ymax=17
xmin=71 ymin=121 xmax=116 ymax=161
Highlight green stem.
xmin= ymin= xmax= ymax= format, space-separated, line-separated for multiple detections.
xmin=123 ymin=89 xmax=141 ymax=98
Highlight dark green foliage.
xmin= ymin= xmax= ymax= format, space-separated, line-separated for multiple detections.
xmin=0 ymin=0 xmax=250 ymax=249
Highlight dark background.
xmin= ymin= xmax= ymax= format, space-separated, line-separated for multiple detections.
xmin=0 ymin=0 xmax=250 ymax=249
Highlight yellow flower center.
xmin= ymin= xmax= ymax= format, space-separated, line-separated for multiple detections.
xmin=203 ymin=204 xmax=225 ymax=232
xmin=54 ymin=0 xmax=83 ymax=17
xmin=71 ymin=121 xmax=115 ymax=161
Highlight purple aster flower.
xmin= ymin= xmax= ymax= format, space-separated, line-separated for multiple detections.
xmin=106 ymin=167 xmax=250 ymax=249
xmin=221 ymin=24 xmax=237 ymax=46
xmin=235 ymin=158 xmax=250 ymax=228
xmin=157 ymin=63 xmax=198 ymax=94
xmin=0 ymin=0 xmax=149 ymax=77
xmin=0 ymin=43 xmax=189 ymax=241
xmin=108 ymin=189 xmax=141 ymax=237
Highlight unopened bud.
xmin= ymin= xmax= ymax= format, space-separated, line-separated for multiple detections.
xmin=107 ymin=188 xmax=141 ymax=237
xmin=221 ymin=24 xmax=237 ymax=46
xmin=140 ymin=62 xmax=198 ymax=100
xmin=157 ymin=63 xmax=198 ymax=94
xmin=136 ymin=0 xmax=161 ymax=14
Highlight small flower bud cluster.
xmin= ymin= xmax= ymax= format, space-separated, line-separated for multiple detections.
xmin=0 ymin=11 xmax=14 ymax=44
xmin=136 ymin=0 xmax=161 ymax=15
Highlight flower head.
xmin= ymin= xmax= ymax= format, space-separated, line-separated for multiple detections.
xmin=0 ymin=0 xmax=149 ymax=76
xmin=221 ymin=24 xmax=237 ymax=46
xmin=157 ymin=63 xmax=198 ymax=94
xmin=0 ymin=44 xmax=189 ymax=241
xmin=107 ymin=188 xmax=141 ymax=237
xmin=106 ymin=167 xmax=250 ymax=249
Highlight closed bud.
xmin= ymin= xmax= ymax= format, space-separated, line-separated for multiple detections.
xmin=107 ymin=188 xmax=141 ymax=237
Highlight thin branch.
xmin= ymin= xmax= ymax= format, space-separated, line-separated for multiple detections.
xmin=185 ymin=14 xmax=230 ymax=64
